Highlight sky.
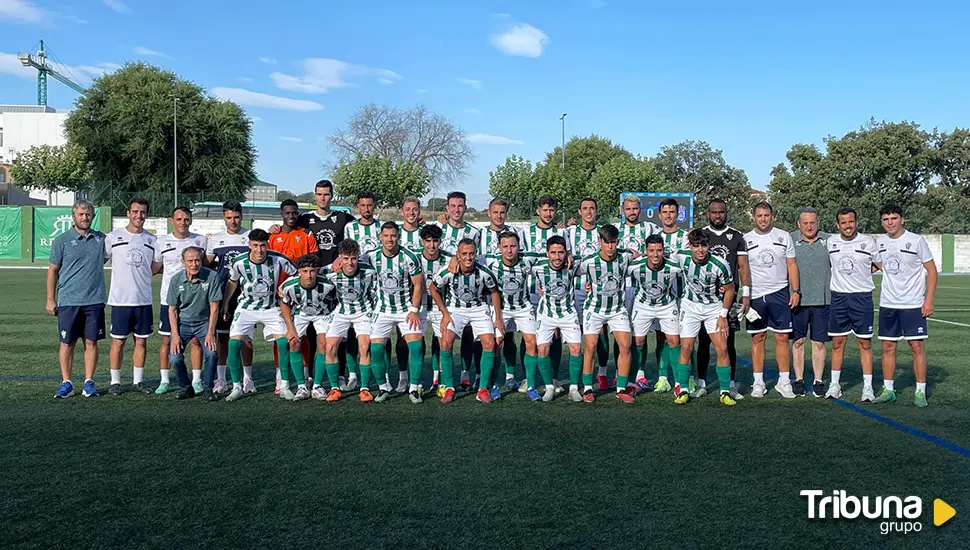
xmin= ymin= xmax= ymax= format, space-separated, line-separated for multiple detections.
xmin=3 ymin=0 xmax=970 ymax=207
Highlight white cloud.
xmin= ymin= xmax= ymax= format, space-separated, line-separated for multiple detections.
xmin=271 ymin=58 xmax=402 ymax=93
xmin=1 ymin=52 xmax=116 ymax=84
xmin=250 ymin=115 xmax=262 ymax=122
xmin=212 ymin=87 xmax=323 ymax=112
xmin=0 ymin=52 xmax=35 ymax=79
xmin=259 ymin=56 xmax=277 ymax=64
xmin=464 ymin=108 xmax=482 ymax=115
xmin=457 ymin=78 xmax=481 ymax=89
xmin=134 ymin=46 xmax=173 ymax=60
xmin=0 ymin=0 xmax=47 ymax=23
xmin=466 ymin=133 xmax=523 ymax=145
xmin=491 ymin=23 xmax=549 ymax=57
xmin=416 ymin=88 xmax=428 ymax=93
xmin=102 ymin=0 xmax=129 ymax=13
xmin=280 ymin=136 xmax=303 ymax=143
xmin=237 ymin=76 xmax=253 ymax=83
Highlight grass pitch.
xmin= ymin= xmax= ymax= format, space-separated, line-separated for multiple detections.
xmin=1 ymin=270 xmax=968 ymax=549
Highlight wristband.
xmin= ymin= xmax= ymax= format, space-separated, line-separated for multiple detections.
xmin=408 ymin=306 xmax=419 ymax=313
xmin=742 ymin=286 xmax=750 ymax=298
xmin=720 ymin=308 xmax=729 ymax=318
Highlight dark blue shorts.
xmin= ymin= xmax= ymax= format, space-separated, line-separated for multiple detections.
xmin=109 ymin=305 xmax=154 ymax=339
xmin=746 ymin=288 xmax=793 ymax=334
xmin=792 ymin=305 xmax=831 ymax=343
xmin=158 ymin=305 xmax=172 ymax=336
xmin=878 ymin=308 xmax=928 ymax=341
xmin=57 ymin=304 xmax=106 ymax=344
xmin=828 ymin=292 xmax=874 ymax=338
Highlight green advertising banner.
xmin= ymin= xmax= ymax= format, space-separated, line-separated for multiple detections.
xmin=32 ymin=207 xmax=104 ymax=261
xmin=0 ymin=207 xmax=23 ymax=260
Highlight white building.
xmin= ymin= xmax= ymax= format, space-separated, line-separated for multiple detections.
xmin=0 ymin=105 xmax=75 ymax=206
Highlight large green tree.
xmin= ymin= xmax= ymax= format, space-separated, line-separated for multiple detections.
xmin=531 ymin=135 xmax=634 ymax=215
xmin=588 ymin=155 xmax=668 ymax=220
xmin=332 ymin=153 xmax=431 ymax=208
xmin=488 ymin=154 xmax=535 ymax=218
xmin=652 ymin=140 xmax=752 ymax=228
xmin=9 ymin=143 xmax=92 ymax=196
xmin=65 ymin=62 xmax=256 ymax=214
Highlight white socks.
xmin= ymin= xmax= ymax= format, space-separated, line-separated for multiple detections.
xmin=409 ymin=383 xmax=418 ymax=392
xmin=863 ymin=374 xmax=873 ymax=387
xmin=159 ymin=369 xmax=170 ymax=384
xmin=884 ymin=379 xmax=895 ymax=391
xmin=133 ymin=367 xmax=144 ymax=385
xmin=242 ymin=365 xmax=253 ymax=380
xmin=232 ymin=382 xmax=242 ymax=390
xmin=192 ymin=369 xmax=202 ymax=385
xmin=110 ymin=369 xmax=121 ymax=385
xmin=432 ymin=371 xmax=440 ymax=384
xmin=569 ymin=384 xmax=579 ymax=392
xmin=506 ymin=373 xmax=514 ymax=380
xmin=217 ymin=365 xmax=227 ymax=380
xmin=636 ymin=369 xmax=646 ymax=380
xmin=831 ymin=370 xmax=841 ymax=385
xmin=779 ymin=371 xmax=790 ymax=384
xmin=753 ymin=372 xmax=764 ymax=385
xmin=916 ymin=382 xmax=926 ymax=392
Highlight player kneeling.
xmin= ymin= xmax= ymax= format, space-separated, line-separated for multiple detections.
xmin=280 ymin=254 xmax=336 ymax=401
xmin=670 ymin=230 xmax=737 ymax=406
xmin=629 ymin=234 xmax=683 ymax=394
xmin=429 ymin=238 xmax=503 ymax=404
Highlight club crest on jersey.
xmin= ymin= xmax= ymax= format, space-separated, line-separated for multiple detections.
xmin=726 ymin=233 xmax=733 ymax=241
xmin=251 ymin=278 xmax=272 ymax=297
xmin=688 ymin=278 xmax=706 ymax=295
xmin=318 ymin=229 xmax=336 ymax=250
xmin=546 ymin=279 xmax=569 ymax=297
xmin=343 ymin=288 xmax=361 ymax=302
xmin=504 ymin=274 xmax=524 ymax=293
xmin=381 ymin=272 xmax=403 ymax=291
xmin=457 ymin=285 xmax=478 ymax=302
xmin=905 ymin=242 xmax=912 ymax=250
xmin=758 ymin=249 xmax=776 ymax=267
xmin=646 ymin=282 xmax=664 ymax=298
xmin=884 ymin=255 xmax=901 ymax=276
xmin=600 ymin=274 xmax=622 ymax=294
xmin=838 ymin=257 xmax=856 ymax=274
xmin=125 ymin=248 xmax=146 ymax=267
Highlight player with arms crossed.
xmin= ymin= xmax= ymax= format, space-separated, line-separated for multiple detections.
xmin=628 ymin=234 xmax=683 ymax=395
xmin=484 ymin=231 xmax=542 ymax=400
xmin=872 ymin=203 xmax=937 ymax=407
xmin=824 ymin=207 xmax=878 ymax=402
xmin=323 ymin=240 xmax=378 ymax=402
xmin=580 ymin=225 xmax=636 ymax=403
xmin=280 ymin=254 xmax=335 ymax=402
xmin=221 ymin=230 xmax=297 ymax=402
xmin=744 ymin=201 xmax=800 ymax=399
xmin=428 ymin=238 xmax=502 ymax=404
xmin=671 ymin=229 xmax=737 ymax=406
xmin=105 ymin=197 xmax=160 ymax=395
xmin=154 ymin=206 xmax=208 ymax=395
xmin=531 ymin=236 xmax=583 ymax=402
xmin=366 ymin=221 xmax=426 ymax=404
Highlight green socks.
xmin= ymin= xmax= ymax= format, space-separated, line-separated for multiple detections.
xmin=324 ymin=360 xmax=339 ymax=389
xmin=286 ymin=346 xmax=304 ymax=385
xmin=360 ymin=362 xmax=372 ymax=390
xmin=313 ymin=353 xmax=327 ymax=385
xmin=275 ymin=339 xmax=290 ymax=383
xmin=524 ymin=353 xmax=537 ymax=389
xmin=630 ymin=344 xmax=640 ymax=376
xmin=480 ymin=350 xmax=496 ymax=390
xmin=674 ymin=362 xmax=691 ymax=393
xmin=716 ymin=365 xmax=731 ymax=392
xmin=503 ymin=338 xmax=517 ymax=375
xmin=537 ymin=355 xmax=554 ymax=387
xmin=370 ymin=343 xmax=387 ymax=386
xmin=228 ymin=339 xmax=244 ymax=384
xmin=568 ymin=354 xmax=582 ymax=385
xmin=582 ymin=372 xmax=594 ymax=389
xmin=407 ymin=340 xmax=423 ymax=385
xmin=440 ymin=349 xmax=454 ymax=389
xmin=616 ymin=374 xmax=629 ymax=391
xmin=658 ymin=343 xmax=670 ymax=379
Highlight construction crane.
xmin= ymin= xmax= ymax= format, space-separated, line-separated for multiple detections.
xmin=18 ymin=40 xmax=86 ymax=107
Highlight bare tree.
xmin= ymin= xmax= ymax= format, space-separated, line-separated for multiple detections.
xmin=328 ymin=104 xmax=475 ymax=189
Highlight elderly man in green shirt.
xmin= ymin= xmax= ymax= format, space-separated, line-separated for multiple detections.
xmin=167 ymin=246 xmax=223 ymax=400
xmin=790 ymin=207 xmax=832 ymax=398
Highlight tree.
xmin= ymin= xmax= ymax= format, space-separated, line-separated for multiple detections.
xmin=652 ymin=140 xmax=752 ymax=228
xmin=332 ymin=153 xmax=431 ymax=208
xmin=531 ymin=135 xmax=634 ymax=214
xmin=328 ymin=104 xmax=474 ymax=190
xmin=295 ymin=191 xmax=316 ymax=203
xmin=934 ymin=128 xmax=970 ymax=194
xmin=65 ymin=62 xmax=256 ymax=214
xmin=426 ymin=197 xmax=446 ymax=211
xmin=588 ymin=155 xmax=668 ymax=220
xmin=276 ymin=190 xmax=297 ymax=202
xmin=9 ymin=143 xmax=92 ymax=196
xmin=488 ymin=154 xmax=535 ymax=218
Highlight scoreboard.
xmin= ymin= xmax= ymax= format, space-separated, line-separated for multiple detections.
xmin=618 ymin=192 xmax=694 ymax=228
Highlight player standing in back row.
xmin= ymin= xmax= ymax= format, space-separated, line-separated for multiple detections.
xmin=872 ymin=203 xmax=937 ymax=407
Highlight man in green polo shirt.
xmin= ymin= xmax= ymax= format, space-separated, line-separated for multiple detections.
xmin=167 ymin=246 xmax=223 ymax=400
xmin=47 ymin=200 xmax=108 ymax=399
xmin=790 ymin=207 xmax=832 ymax=397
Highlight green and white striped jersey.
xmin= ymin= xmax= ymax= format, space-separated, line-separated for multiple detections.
xmin=433 ymin=264 xmax=497 ymax=310
xmin=229 ymin=252 xmax=297 ymax=311
xmin=618 ymin=221 xmax=660 ymax=255
xmin=580 ymin=252 xmax=633 ymax=315
xmin=325 ymin=264 xmax=378 ymax=315
xmin=661 ymin=228 xmax=688 ymax=255
xmin=531 ymin=260 xmax=580 ymax=318
xmin=479 ymin=225 xmax=523 ymax=258
xmin=344 ymin=218 xmax=382 ymax=258
xmin=419 ymin=250 xmax=452 ymax=311
xmin=366 ymin=247 xmax=422 ymax=314
xmin=280 ymin=275 xmax=335 ymax=317
xmin=434 ymin=221 xmax=481 ymax=255
xmin=566 ymin=224 xmax=600 ymax=289
xmin=523 ymin=224 xmax=571 ymax=254
xmin=628 ymin=257 xmax=683 ymax=307
xmin=400 ymin=226 xmax=423 ymax=255
xmin=485 ymin=253 xmax=543 ymax=312
xmin=670 ymin=252 xmax=732 ymax=305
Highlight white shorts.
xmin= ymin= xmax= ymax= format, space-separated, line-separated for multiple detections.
xmin=293 ymin=313 xmax=332 ymax=339
xmin=445 ymin=305 xmax=495 ymax=340
xmin=428 ymin=309 xmax=443 ymax=338
xmin=229 ymin=308 xmax=287 ymax=341
xmin=679 ymin=300 xmax=722 ymax=339
xmin=631 ymin=302 xmax=680 ymax=337
xmin=327 ymin=312 xmax=372 ymax=340
xmin=495 ymin=307 xmax=537 ymax=337
xmin=536 ymin=313 xmax=582 ymax=345
xmin=370 ymin=310 xmax=427 ymax=339
xmin=582 ymin=309 xmax=631 ymax=334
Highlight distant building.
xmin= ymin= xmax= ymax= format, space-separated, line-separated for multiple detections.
xmin=245 ymin=179 xmax=277 ymax=203
xmin=0 ymin=105 xmax=73 ymax=206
